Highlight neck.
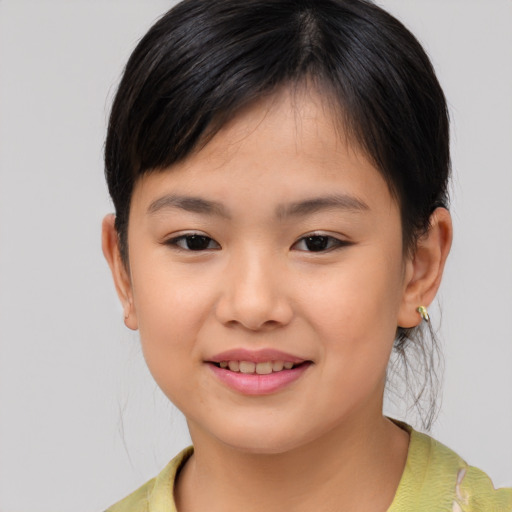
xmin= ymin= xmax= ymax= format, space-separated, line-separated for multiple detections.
xmin=175 ymin=413 xmax=409 ymax=512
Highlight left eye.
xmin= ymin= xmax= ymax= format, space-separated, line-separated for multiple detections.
xmin=167 ymin=234 xmax=220 ymax=251
xmin=292 ymin=235 xmax=346 ymax=252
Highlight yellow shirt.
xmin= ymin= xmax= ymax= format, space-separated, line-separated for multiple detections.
xmin=105 ymin=426 xmax=512 ymax=511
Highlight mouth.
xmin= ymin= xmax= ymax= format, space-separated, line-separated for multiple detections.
xmin=211 ymin=360 xmax=308 ymax=375
xmin=206 ymin=350 xmax=312 ymax=395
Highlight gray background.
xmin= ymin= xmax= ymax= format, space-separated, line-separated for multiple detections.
xmin=0 ymin=1 xmax=511 ymax=510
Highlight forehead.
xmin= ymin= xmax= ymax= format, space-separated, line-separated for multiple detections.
xmin=131 ymin=87 xmax=396 ymax=217
xmin=191 ymin=87 xmax=360 ymax=171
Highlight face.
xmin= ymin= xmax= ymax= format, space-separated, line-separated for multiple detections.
xmin=122 ymin=89 xmax=412 ymax=454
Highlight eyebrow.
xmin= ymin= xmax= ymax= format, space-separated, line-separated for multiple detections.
xmin=276 ymin=194 xmax=369 ymax=218
xmin=147 ymin=193 xmax=369 ymax=219
xmin=147 ymin=194 xmax=230 ymax=218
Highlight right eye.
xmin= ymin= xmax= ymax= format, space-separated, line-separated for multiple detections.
xmin=166 ymin=234 xmax=221 ymax=251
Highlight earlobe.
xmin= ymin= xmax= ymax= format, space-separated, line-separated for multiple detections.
xmin=397 ymin=208 xmax=452 ymax=328
xmin=101 ymin=214 xmax=139 ymax=331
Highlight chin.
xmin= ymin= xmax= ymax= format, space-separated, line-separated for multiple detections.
xmin=221 ymin=434 xmax=305 ymax=455
xmin=206 ymin=419 xmax=330 ymax=456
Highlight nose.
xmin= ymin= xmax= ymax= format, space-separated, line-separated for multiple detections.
xmin=215 ymin=249 xmax=294 ymax=331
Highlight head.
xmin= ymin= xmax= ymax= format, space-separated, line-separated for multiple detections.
xmin=103 ymin=0 xmax=452 ymax=448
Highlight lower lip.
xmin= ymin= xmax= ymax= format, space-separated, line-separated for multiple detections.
xmin=208 ymin=363 xmax=312 ymax=395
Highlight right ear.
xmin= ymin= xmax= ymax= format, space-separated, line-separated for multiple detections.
xmin=101 ymin=214 xmax=138 ymax=330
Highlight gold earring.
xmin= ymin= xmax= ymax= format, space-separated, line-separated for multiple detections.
xmin=416 ymin=305 xmax=430 ymax=322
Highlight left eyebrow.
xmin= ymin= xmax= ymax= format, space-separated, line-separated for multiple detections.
xmin=147 ymin=194 xmax=231 ymax=219
xmin=276 ymin=194 xmax=369 ymax=219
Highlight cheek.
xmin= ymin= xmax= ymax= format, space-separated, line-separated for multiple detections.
xmin=128 ymin=259 xmax=215 ymax=398
xmin=130 ymin=245 xmax=214 ymax=336
xmin=300 ymin=250 xmax=404 ymax=369
xmin=309 ymin=256 xmax=402 ymax=324
xmin=295 ymin=259 xmax=403 ymax=421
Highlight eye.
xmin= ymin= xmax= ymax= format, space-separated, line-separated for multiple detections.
xmin=291 ymin=234 xmax=348 ymax=252
xmin=166 ymin=233 xmax=221 ymax=251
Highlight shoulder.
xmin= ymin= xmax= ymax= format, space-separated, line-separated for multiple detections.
xmin=104 ymin=447 xmax=193 ymax=512
xmin=457 ymin=465 xmax=512 ymax=512
xmin=389 ymin=422 xmax=512 ymax=512
xmin=104 ymin=476 xmax=156 ymax=512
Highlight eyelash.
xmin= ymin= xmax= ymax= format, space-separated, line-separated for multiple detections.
xmin=291 ymin=233 xmax=350 ymax=252
xmin=166 ymin=233 xmax=221 ymax=252
xmin=164 ymin=232 xmax=350 ymax=253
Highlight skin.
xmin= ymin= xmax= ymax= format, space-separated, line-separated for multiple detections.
xmin=103 ymin=87 xmax=452 ymax=512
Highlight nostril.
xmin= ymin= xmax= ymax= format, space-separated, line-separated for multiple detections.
xmin=222 ymin=316 xmax=288 ymax=332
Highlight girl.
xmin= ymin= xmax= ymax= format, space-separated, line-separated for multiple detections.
xmin=101 ymin=0 xmax=512 ymax=510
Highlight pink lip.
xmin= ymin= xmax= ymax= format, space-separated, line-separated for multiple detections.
xmin=206 ymin=348 xmax=312 ymax=395
xmin=208 ymin=348 xmax=306 ymax=364
xmin=209 ymin=363 xmax=311 ymax=395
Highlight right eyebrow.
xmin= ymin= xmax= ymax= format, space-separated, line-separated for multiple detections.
xmin=147 ymin=194 xmax=231 ymax=219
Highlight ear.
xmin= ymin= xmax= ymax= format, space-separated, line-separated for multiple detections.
xmin=101 ymin=214 xmax=138 ymax=330
xmin=397 ymin=207 xmax=453 ymax=328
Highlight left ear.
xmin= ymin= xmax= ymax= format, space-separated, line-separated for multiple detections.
xmin=398 ymin=207 xmax=453 ymax=328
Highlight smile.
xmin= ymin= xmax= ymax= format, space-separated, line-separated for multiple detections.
xmin=207 ymin=350 xmax=312 ymax=395
xmin=215 ymin=360 xmax=297 ymax=374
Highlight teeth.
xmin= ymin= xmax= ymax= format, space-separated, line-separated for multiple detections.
xmin=239 ymin=361 xmax=256 ymax=374
xmin=272 ymin=360 xmax=284 ymax=372
xmin=228 ymin=361 xmax=240 ymax=372
xmin=218 ymin=360 xmax=299 ymax=373
xmin=255 ymin=362 xmax=273 ymax=375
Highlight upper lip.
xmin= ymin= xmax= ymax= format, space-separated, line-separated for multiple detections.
xmin=208 ymin=348 xmax=308 ymax=364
